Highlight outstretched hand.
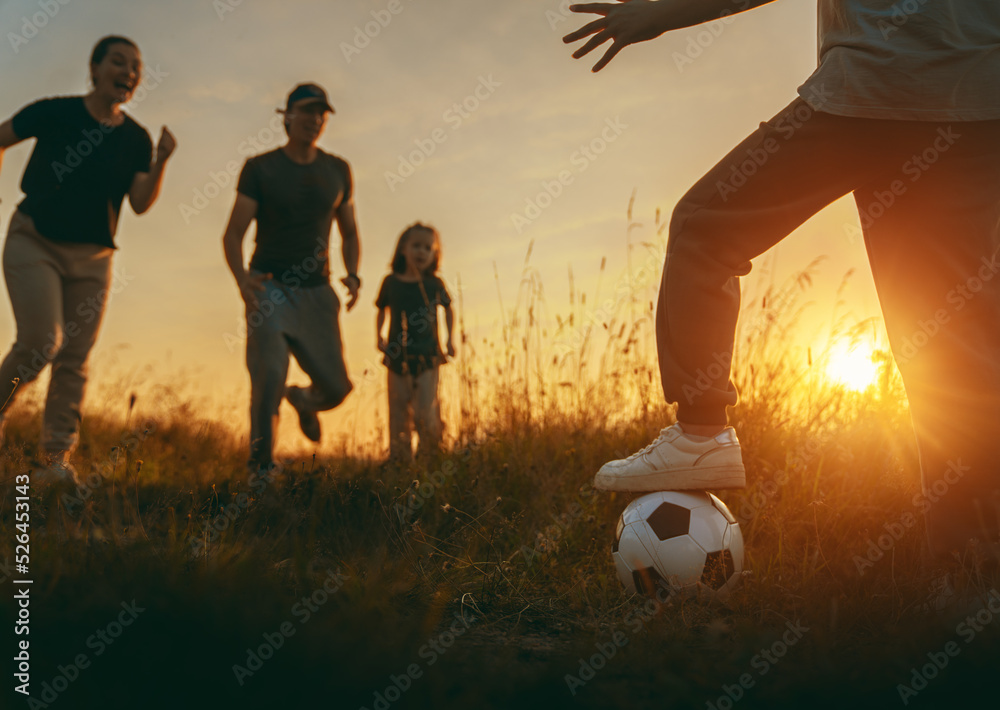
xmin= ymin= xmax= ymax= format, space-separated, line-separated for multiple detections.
xmin=563 ymin=0 xmax=671 ymax=72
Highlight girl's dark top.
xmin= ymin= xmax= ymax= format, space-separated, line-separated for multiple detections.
xmin=376 ymin=273 xmax=452 ymax=376
xmin=12 ymin=97 xmax=153 ymax=248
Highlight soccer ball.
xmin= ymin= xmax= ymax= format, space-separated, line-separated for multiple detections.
xmin=612 ymin=491 xmax=744 ymax=598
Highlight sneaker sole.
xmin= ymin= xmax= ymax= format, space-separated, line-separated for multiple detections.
xmin=287 ymin=388 xmax=321 ymax=442
xmin=297 ymin=413 xmax=321 ymax=442
xmin=593 ymin=465 xmax=746 ymax=492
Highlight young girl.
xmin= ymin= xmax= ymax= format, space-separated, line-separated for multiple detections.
xmin=0 ymin=36 xmax=175 ymax=484
xmin=375 ymin=223 xmax=455 ymax=461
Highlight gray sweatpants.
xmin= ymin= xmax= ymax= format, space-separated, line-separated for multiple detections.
xmin=0 ymin=210 xmax=113 ymax=454
xmin=245 ymin=276 xmax=352 ymax=467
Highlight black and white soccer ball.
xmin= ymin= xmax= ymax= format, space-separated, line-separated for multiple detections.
xmin=613 ymin=491 xmax=744 ymax=598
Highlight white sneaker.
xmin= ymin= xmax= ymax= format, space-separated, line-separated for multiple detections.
xmin=595 ymin=423 xmax=745 ymax=492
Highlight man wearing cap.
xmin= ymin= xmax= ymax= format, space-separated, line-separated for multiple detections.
xmin=223 ymin=83 xmax=360 ymax=474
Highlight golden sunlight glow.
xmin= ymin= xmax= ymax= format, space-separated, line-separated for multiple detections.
xmin=825 ymin=341 xmax=880 ymax=391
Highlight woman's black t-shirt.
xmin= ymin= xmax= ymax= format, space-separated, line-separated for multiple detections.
xmin=12 ymin=96 xmax=153 ymax=248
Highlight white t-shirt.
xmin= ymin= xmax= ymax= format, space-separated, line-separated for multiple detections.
xmin=798 ymin=0 xmax=1000 ymax=121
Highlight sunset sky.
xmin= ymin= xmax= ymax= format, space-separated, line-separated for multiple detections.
xmin=0 ymin=0 xmax=886 ymax=452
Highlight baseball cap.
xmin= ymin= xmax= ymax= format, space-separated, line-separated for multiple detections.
xmin=283 ymin=83 xmax=335 ymax=114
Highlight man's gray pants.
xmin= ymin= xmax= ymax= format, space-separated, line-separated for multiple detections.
xmin=245 ymin=277 xmax=352 ymax=467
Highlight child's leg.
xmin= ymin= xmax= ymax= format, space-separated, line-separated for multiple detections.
xmin=856 ymin=118 xmax=1000 ymax=557
xmin=412 ymin=366 xmax=442 ymax=456
xmin=387 ymin=369 xmax=414 ymax=462
xmin=598 ymin=98 xmax=932 ymax=491
xmin=659 ymin=98 xmax=883 ymax=425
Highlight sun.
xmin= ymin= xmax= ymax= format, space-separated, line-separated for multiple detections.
xmin=825 ymin=341 xmax=880 ymax=391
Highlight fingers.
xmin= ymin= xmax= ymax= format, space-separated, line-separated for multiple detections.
xmin=592 ymin=40 xmax=625 ymax=72
xmin=340 ymin=277 xmax=360 ymax=311
xmin=568 ymin=3 xmax=619 ymax=16
xmin=157 ymin=126 xmax=177 ymax=159
xmin=573 ymin=29 xmax=612 ymax=58
xmin=240 ymin=272 xmax=270 ymax=311
xmin=246 ymin=272 xmax=271 ymax=292
xmin=563 ymin=16 xmax=607 ymax=44
xmin=241 ymin=288 xmax=259 ymax=310
xmin=565 ymin=0 xmax=637 ymax=68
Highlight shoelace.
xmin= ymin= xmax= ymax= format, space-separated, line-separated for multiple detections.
xmin=626 ymin=428 xmax=673 ymax=460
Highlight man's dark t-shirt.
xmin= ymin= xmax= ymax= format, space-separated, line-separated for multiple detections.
xmin=237 ymin=148 xmax=353 ymax=289
xmin=12 ymin=97 xmax=153 ymax=248
xmin=376 ymin=274 xmax=452 ymax=376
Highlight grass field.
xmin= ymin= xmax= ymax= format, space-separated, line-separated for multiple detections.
xmin=3 ymin=217 xmax=999 ymax=709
